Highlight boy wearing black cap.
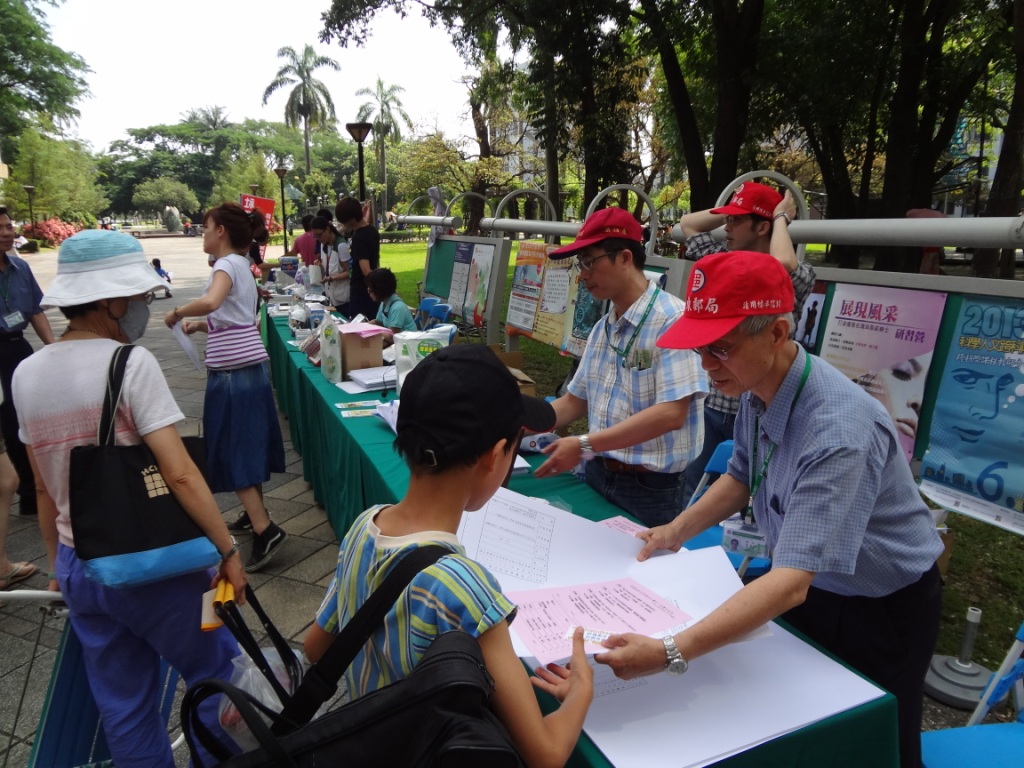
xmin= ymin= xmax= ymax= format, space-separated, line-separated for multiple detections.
xmin=304 ymin=345 xmax=593 ymax=765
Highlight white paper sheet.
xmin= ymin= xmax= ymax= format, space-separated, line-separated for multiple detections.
xmin=171 ymin=321 xmax=203 ymax=370
xmin=458 ymin=488 xmax=885 ymax=768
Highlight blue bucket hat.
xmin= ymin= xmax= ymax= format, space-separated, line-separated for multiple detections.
xmin=42 ymin=230 xmax=170 ymax=308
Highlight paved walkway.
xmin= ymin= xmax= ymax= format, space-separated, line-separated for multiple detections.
xmin=0 ymin=237 xmax=334 ymax=766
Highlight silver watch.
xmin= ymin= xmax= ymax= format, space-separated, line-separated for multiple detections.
xmin=663 ymin=635 xmax=688 ymax=675
xmin=578 ymin=434 xmax=596 ymax=461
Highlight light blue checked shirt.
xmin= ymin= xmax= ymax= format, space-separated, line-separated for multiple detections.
xmin=727 ymin=346 xmax=943 ymax=597
xmin=568 ymin=281 xmax=707 ymax=473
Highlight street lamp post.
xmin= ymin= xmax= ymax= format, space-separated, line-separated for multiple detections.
xmin=22 ymin=185 xmax=35 ymax=231
xmin=274 ymin=167 xmax=289 ymax=255
xmin=248 ymin=184 xmax=260 ymax=196
xmin=345 ymin=122 xmax=373 ymax=201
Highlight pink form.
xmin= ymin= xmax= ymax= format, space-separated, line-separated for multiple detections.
xmin=506 ymin=577 xmax=691 ymax=666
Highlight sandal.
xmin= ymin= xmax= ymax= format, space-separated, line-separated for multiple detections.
xmin=0 ymin=562 xmax=39 ymax=590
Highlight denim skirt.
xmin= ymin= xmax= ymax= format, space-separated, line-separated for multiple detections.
xmin=203 ymin=361 xmax=285 ymax=493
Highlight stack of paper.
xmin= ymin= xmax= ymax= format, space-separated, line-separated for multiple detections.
xmin=347 ymin=366 xmax=397 ymax=389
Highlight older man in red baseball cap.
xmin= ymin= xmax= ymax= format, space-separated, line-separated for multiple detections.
xmin=677 ymin=181 xmax=817 ymax=507
xmin=533 ymin=208 xmax=707 ymax=527
xmin=596 ymin=250 xmax=944 ymax=768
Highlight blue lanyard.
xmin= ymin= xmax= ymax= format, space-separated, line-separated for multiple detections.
xmin=745 ymin=352 xmax=813 ymax=524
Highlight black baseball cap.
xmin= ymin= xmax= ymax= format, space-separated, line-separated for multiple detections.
xmin=398 ymin=345 xmax=556 ymax=466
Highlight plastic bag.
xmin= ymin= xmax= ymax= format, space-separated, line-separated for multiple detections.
xmin=393 ymin=325 xmax=457 ymax=394
xmin=219 ymin=648 xmax=301 ymax=752
xmin=320 ymin=314 xmax=342 ymax=384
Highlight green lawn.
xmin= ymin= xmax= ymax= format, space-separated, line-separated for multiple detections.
xmin=380 ymin=239 xmax=1024 ymax=675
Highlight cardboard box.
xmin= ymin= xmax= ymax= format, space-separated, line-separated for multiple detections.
xmin=488 ymin=344 xmax=537 ymax=396
xmin=339 ymin=326 xmax=385 ymax=377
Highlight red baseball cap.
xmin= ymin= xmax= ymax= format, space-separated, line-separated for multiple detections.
xmin=550 ymin=208 xmax=642 ymax=258
xmin=709 ymin=182 xmax=783 ymax=219
xmin=657 ymin=251 xmax=795 ymax=349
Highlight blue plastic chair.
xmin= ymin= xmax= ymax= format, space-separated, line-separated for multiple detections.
xmin=422 ymin=303 xmax=452 ymax=331
xmin=414 ymin=297 xmax=440 ymax=330
xmin=921 ymin=620 xmax=1024 ymax=768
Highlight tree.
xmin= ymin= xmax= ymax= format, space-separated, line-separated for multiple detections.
xmin=262 ymin=45 xmax=340 ymax=174
xmin=356 ymin=77 xmax=413 ymax=216
xmin=0 ymin=0 xmax=89 ymax=161
xmin=131 ymin=178 xmax=200 ymax=219
xmin=4 ymin=126 xmax=107 ymax=223
xmin=974 ymin=0 xmax=1024 ymax=278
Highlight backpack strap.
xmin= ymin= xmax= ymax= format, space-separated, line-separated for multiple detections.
xmin=273 ymin=543 xmax=451 ymax=733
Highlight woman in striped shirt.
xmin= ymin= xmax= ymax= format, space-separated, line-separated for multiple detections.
xmin=163 ymin=203 xmax=287 ymax=572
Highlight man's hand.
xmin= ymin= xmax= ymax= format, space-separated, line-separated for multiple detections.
xmin=774 ymin=190 xmax=797 ymax=221
xmin=635 ymin=521 xmax=685 ymax=561
xmin=595 ymin=633 xmax=666 ymax=679
xmin=534 ymin=437 xmax=583 ymax=478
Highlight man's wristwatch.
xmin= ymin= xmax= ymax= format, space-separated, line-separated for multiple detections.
xmin=773 ymin=211 xmax=792 ymax=225
xmin=219 ymin=536 xmax=239 ymax=564
xmin=578 ymin=434 xmax=596 ymax=461
xmin=663 ymin=635 xmax=689 ymax=675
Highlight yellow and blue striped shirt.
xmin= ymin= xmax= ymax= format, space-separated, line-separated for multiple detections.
xmin=315 ymin=506 xmax=515 ymax=698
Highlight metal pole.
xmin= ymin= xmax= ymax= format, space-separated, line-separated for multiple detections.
xmin=357 ymin=142 xmax=366 ymax=201
xmin=279 ymin=175 xmax=289 ymax=254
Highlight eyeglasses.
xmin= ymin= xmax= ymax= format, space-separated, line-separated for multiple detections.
xmin=137 ymin=292 xmax=156 ymax=305
xmin=574 ymin=250 xmax=614 ymax=272
xmin=723 ymin=215 xmax=752 ymax=226
xmin=692 ymin=342 xmax=735 ymax=361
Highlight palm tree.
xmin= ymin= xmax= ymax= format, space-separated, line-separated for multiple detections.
xmin=262 ymin=45 xmax=340 ymax=174
xmin=356 ymin=77 xmax=413 ymax=216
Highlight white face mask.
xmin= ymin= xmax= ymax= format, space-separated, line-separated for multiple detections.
xmin=118 ymin=299 xmax=150 ymax=342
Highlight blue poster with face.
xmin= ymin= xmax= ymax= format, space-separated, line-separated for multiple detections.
xmin=920 ymin=296 xmax=1024 ymax=535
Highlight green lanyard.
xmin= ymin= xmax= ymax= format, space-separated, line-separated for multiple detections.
xmin=744 ymin=352 xmax=813 ymax=525
xmin=0 ymin=267 xmax=11 ymax=309
xmin=605 ymin=287 xmax=659 ymax=368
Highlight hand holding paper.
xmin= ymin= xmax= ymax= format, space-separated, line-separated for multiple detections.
xmin=531 ymin=626 xmax=593 ymax=704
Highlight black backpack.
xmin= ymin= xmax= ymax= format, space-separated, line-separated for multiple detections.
xmin=181 ymin=545 xmax=525 ymax=767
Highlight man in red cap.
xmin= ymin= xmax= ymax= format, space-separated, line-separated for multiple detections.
xmin=534 ymin=208 xmax=707 ymax=527
xmin=678 ymin=183 xmax=816 ymax=505
xmin=595 ymin=251 xmax=943 ymax=768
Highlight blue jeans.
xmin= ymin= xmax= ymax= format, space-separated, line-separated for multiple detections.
xmin=585 ymin=459 xmax=685 ymax=527
xmin=681 ymin=406 xmax=737 ymax=505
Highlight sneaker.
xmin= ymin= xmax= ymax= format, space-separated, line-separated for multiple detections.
xmin=226 ymin=511 xmax=253 ymax=532
xmin=246 ymin=523 xmax=287 ymax=572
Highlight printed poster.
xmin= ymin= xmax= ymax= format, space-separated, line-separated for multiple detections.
xmin=446 ymin=241 xmax=473 ymax=310
xmin=532 ymin=258 xmax=574 ymax=348
xmin=462 ymin=243 xmax=494 ymax=326
xmin=507 ymin=242 xmax=552 ymax=332
xmin=239 ymin=194 xmax=276 ymax=261
xmin=563 ymin=274 xmax=604 ymax=358
xmin=796 ymin=280 xmax=827 ymax=351
xmin=920 ymin=297 xmax=1024 ymax=535
xmin=819 ymin=284 xmax=946 ymax=461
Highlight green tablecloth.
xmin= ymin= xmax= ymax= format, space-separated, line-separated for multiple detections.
xmin=265 ymin=314 xmax=899 ymax=768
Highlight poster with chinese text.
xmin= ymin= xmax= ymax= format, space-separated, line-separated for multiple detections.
xmin=820 ymin=284 xmax=946 ymax=460
xmin=507 ymin=242 xmax=552 ymax=332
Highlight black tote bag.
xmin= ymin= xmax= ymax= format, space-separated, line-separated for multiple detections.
xmin=69 ymin=345 xmax=219 ymax=587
